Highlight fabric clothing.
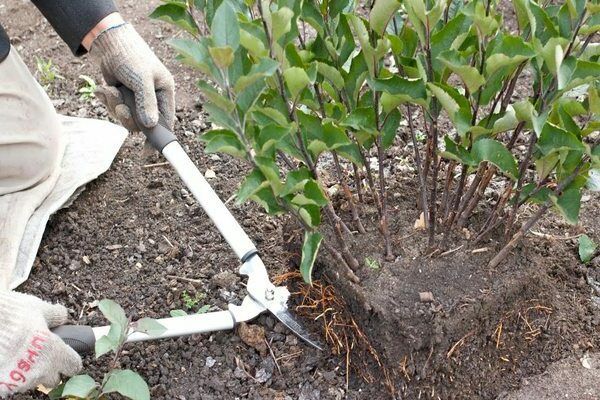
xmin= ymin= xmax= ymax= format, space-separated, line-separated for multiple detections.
xmin=0 ymin=48 xmax=65 ymax=289
xmin=0 ymin=0 xmax=118 ymax=62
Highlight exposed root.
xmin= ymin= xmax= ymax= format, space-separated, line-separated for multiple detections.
xmin=274 ymin=272 xmax=396 ymax=396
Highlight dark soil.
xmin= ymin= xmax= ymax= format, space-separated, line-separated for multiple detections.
xmin=3 ymin=1 xmax=600 ymax=400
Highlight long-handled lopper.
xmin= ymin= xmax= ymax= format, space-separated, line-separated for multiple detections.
xmin=51 ymin=86 xmax=323 ymax=354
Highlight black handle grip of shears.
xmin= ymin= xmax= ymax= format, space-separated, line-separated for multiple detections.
xmin=51 ymin=325 xmax=96 ymax=355
xmin=116 ymin=85 xmax=177 ymax=153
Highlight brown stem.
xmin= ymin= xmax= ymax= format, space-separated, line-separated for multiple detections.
xmin=504 ymin=129 xmax=538 ymax=237
xmin=352 ymin=163 xmax=364 ymax=204
xmin=407 ymin=105 xmax=429 ymax=225
xmin=474 ymin=184 xmax=512 ymax=243
xmin=454 ymin=164 xmax=486 ymax=225
xmin=333 ymin=152 xmax=366 ymax=234
xmin=321 ymin=240 xmax=360 ymax=283
xmin=446 ymin=165 xmax=467 ymax=227
xmin=441 ymin=161 xmax=456 ymax=221
xmin=457 ymin=165 xmax=496 ymax=228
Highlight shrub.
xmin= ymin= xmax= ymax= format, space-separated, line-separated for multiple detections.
xmin=151 ymin=0 xmax=600 ymax=282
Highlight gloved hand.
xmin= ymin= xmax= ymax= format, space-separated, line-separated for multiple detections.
xmin=90 ymin=23 xmax=175 ymax=132
xmin=0 ymin=291 xmax=82 ymax=397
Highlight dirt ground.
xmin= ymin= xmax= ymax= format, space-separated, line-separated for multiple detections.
xmin=2 ymin=0 xmax=600 ymax=399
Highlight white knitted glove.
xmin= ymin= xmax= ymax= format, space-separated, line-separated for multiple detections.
xmin=91 ymin=23 xmax=175 ymax=131
xmin=0 ymin=291 xmax=82 ymax=397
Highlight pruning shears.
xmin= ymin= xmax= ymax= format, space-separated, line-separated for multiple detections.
xmin=51 ymin=86 xmax=323 ymax=353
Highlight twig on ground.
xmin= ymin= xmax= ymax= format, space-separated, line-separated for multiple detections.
xmin=264 ymin=338 xmax=282 ymax=375
xmin=143 ymin=161 xmax=169 ymax=168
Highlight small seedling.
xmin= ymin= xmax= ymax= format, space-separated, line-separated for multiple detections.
xmin=49 ymin=299 xmax=165 ymax=400
xmin=35 ymin=56 xmax=64 ymax=85
xmin=181 ymin=290 xmax=206 ymax=310
xmin=170 ymin=304 xmax=211 ymax=317
xmin=365 ymin=257 xmax=380 ymax=270
xmin=78 ymin=75 xmax=97 ymax=101
xmin=579 ymin=235 xmax=598 ymax=264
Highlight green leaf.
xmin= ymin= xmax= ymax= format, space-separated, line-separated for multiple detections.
xmin=237 ymin=168 xmax=268 ymax=203
xmin=369 ymin=76 xmax=427 ymax=105
xmin=336 ymin=143 xmax=363 ymax=165
xmin=471 ymin=139 xmax=519 ymax=180
xmin=283 ymin=67 xmax=311 ymax=98
xmin=167 ymin=38 xmax=220 ymax=79
xmin=255 ymin=156 xmax=283 ymax=193
xmin=233 ymin=58 xmax=279 ymax=93
xmin=62 ymin=375 xmax=97 ymax=398
xmin=251 ymin=187 xmax=285 ymax=214
xmin=169 ymin=309 xmax=188 ymax=317
xmin=306 ymin=122 xmax=352 ymax=156
xmin=538 ymin=123 xmax=586 ymax=155
xmin=202 ymin=129 xmax=246 ymax=158
xmin=197 ymin=304 xmax=211 ymax=313
xmin=370 ymin=0 xmax=401 ymax=36
xmin=579 ymin=234 xmax=598 ymax=263
xmin=95 ymin=332 xmax=119 ymax=358
xmin=551 ymin=188 xmax=581 ymax=224
xmin=102 ymin=370 xmax=150 ymax=400
xmin=239 ymin=23 xmax=268 ymax=57
xmin=340 ymin=107 xmax=377 ymax=133
xmin=150 ymin=4 xmax=199 ymax=36
xmin=485 ymin=35 xmax=535 ymax=77
xmin=211 ymin=1 xmax=240 ymax=51
xmin=132 ymin=318 xmax=167 ymax=336
xmin=99 ymin=299 xmax=127 ymax=328
xmin=256 ymin=124 xmax=292 ymax=153
xmin=208 ymin=46 xmax=234 ymax=69
xmin=281 ymin=168 xmax=312 ymax=196
xmin=316 ymin=62 xmax=344 ymax=89
xmin=196 ymin=81 xmax=234 ymax=114
xmin=382 ymin=108 xmax=401 ymax=149
xmin=441 ymin=136 xmax=477 ymax=165
xmin=438 ymin=50 xmax=486 ymax=93
xmin=559 ymin=59 xmax=600 ymax=92
xmin=299 ymin=231 xmax=322 ymax=284
xmin=297 ymin=180 xmax=328 ymax=207
xmin=427 ymin=83 xmax=472 ymax=136
xmin=271 ymin=7 xmax=294 ymax=42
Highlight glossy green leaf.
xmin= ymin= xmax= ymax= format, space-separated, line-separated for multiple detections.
xmin=300 ymin=231 xmax=323 ymax=284
xmin=306 ymin=122 xmax=352 ymax=156
xmin=62 ymin=375 xmax=97 ymax=399
xmin=316 ymin=62 xmax=344 ymax=89
xmin=167 ymin=38 xmax=219 ymax=79
xmin=340 ymin=107 xmax=377 ymax=133
xmin=538 ymin=123 xmax=586 ymax=155
xmin=283 ymin=67 xmax=311 ymax=98
xmin=441 ymin=136 xmax=477 ymax=165
xmin=211 ymin=1 xmax=240 ymax=50
xmin=382 ymin=108 xmax=401 ymax=149
xmin=438 ymin=50 xmax=486 ymax=93
xmin=202 ymin=129 xmax=246 ymax=158
xmin=255 ymin=156 xmax=283 ymax=193
xmin=578 ymin=234 xmax=597 ymax=263
xmin=471 ymin=138 xmax=519 ymax=180
xmin=551 ymin=188 xmax=581 ymax=224
xmin=256 ymin=124 xmax=292 ymax=153
xmin=237 ymin=168 xmax=268 ymax=203
xmin=196 ymin=81 xmax=234 ymax=113
xmin=251 ymin=187 xmax=285 ymax=214
xmin=369 ymin=76 xmax=427 ymax=105
xmin=370 ymin=0 xmax=401 ymax=36
xmin=233 ymin=58 xmax=279 ymax=93
xmin=150 ymin=4 xmax=199 ymax=36
xmin=102 ymin=370 xmax=150 ymax=400
xmin=427 ymin=83 xmax=472 ymax=136
xmin=485 ymin=35 xmax=535 ymax=77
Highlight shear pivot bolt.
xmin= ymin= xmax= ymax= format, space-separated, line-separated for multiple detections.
xmin=265 ymin=288 xmax=275 ymax=301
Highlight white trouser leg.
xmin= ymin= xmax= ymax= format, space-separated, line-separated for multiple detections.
xmin=0 ymin=47 xmax=64 ymax=289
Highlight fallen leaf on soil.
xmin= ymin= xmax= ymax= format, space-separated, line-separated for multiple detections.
xmin=238 ymin=322 xmax=267 ymax=356
xmin=581 ymin=353 xmax=592 ymax=369
xmin=414 ymin=212 xmax=425 ymax=230
xmin=82 ymin=255 xmax=91 ymax=264
xmin=36 ymin=385 xmax=51 ymax=395
xmin=205 ymin=169 xmax=216 ymax=179
xmin=105 ymin=244 xmax=123 ymax=250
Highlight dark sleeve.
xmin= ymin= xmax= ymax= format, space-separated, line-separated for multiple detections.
xmin=31 ymin=1 xmax=119 ymax=56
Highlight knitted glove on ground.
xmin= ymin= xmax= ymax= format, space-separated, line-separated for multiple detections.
xmin=0 ymin=291 xmax=82 ymax=398
xmin=91 ymin=23 xmax=175 ymax=131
